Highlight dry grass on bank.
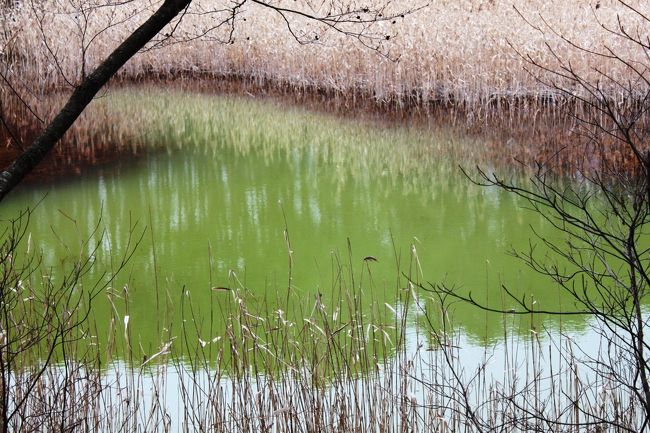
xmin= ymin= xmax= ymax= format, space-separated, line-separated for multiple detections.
xmin=1 ymin=1 xmax=649 ymax=178
xmin=2 ymin=0 xmax=649 ymax=115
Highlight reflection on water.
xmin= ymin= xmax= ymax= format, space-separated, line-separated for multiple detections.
xmin=28 ymin=319 xmax=604 ymax=433
xmin=3 ymin=91 xmax=579 ymax=355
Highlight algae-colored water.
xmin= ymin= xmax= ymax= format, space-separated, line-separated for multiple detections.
xmin=2 ymin=88 xmax=580 ymax=361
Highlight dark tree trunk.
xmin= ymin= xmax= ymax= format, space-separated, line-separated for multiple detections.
xmin=0 ymin=0 xmax=191 ymax=201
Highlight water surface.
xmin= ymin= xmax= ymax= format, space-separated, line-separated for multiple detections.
xmin=3 ymin=89 xmax=580 ymax=359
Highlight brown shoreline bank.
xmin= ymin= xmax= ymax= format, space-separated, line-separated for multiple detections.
xmin=0 ymin=74 xmax=636 ymax=185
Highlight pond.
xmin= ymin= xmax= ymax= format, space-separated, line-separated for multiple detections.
xmin=2 ymin=88 xmax=628 ymax=432
xmin=3 ymin=88 xmax=581 ymax=354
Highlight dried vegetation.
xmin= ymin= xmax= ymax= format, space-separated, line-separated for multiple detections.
xmin=0 ymin=0 xmax=649 ymax=176
xmin=2 ymin=0 xmax=648 ymax=108
xmin=3 ymin=211 xmax=645 ymax=432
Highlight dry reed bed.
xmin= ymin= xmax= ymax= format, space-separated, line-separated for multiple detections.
xmin=2 ymin=0 xmax=649 ymax=118
xmin=1 ymin=1 xmax=649 ymax=177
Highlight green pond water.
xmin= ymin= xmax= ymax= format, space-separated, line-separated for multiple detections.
xmin=2 ymin=89 xmax=584 ymax=361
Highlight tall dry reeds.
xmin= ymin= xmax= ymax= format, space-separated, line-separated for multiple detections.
xmin=4 ymin=211 xmax=646 ymax=432
xmin=1 ymin=0 xmax=647 ymax=178
xmin=0 ymin=1 xmax=648 ymax=179
xmin=2 ymin=1 xmax=649 ymax=120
